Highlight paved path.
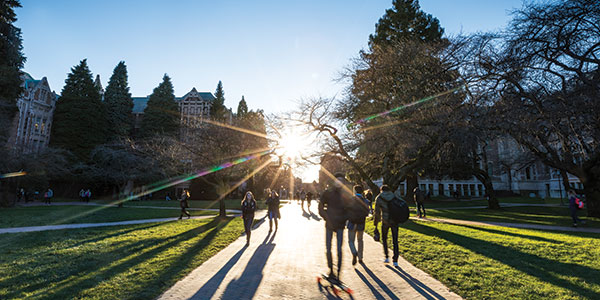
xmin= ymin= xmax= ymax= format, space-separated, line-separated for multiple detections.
xmin=0 ymin=215 xmax=220 ymax=234
xmin=15 ymin=201 xmax=242 ymax=213
xmin=159 ymin=203 xmax=461 ymax=300
xmin=416 ymin=217 xmax=600 ymax=233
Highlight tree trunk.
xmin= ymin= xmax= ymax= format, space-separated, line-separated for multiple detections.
xmin=560 ymin=169 xmax=571 ymax=198
xmin=475 ymin=169 xmax=500 ymax=209
xmin=219 ymin=198 xmax=226 ymax=218
xmin=405 ymin=173 xmax=418 ymax=202
xmin=583 ymin=159 xmax=600 ymax=218
xmin=506 ymin=167 xmax=513 ymax=193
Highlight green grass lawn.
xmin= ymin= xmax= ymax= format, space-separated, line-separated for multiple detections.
xmin=0 ymin=205 xmax=216 ymax=228
xmin=366 ymin=219 xmax=600 ymax=300
xmin=423 ymin=206 xmax=600 ymax=228
xmin=0 ymin=217 xmax=244 ymax=300
xmin=419 ymin=197 xmax=565 ymax=209
xmin=52 ymin=198 xmax=268 ymax=210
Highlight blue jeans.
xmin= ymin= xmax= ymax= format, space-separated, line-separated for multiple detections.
xmin=326 ymin=227 xmax=344 ymax=276
xmin=381 ymin=222 xmax=399 ymax=262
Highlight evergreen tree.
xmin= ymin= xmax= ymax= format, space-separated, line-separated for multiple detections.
xmin=237 ymin=95 xmax=248 ymax=118
xmin=211 ymin=80 xmax=227 ymax=120
xmin=139 ymin=74 xmax=179 ymax=137
xmin=104 ymin=61 xmax=133 ymax=139
xmin=51 ymin=59 xmax=108 ymax=160
xmin=0 ymin=0 xmax=25 ymax=145
xmin=369 ymin=0 xmax=444 ymax=47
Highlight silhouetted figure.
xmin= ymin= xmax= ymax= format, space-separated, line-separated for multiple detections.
xmin=319 ymin=173 xmax=350 ymax=280
xmin=266 ymin=189 xmax=280 ymax=232
xmin=241 ymin=191 xmax=257 ymax=246
xmin=179 ymin=189 xmax=191 ymax=219
xmin=413 ymin=187 xmax=426 ymax=218
xmin=374 ymin=185 xmax=401 ymax=267
xmin=347 ymin=185 xmax=370 ymax=265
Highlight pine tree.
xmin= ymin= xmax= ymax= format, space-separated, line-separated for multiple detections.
xmin=104 ymin=61 xmax=133 ymax=139
xmin=0 ymin=0 xmax=26 ymax=145
xmin=237 ymin=96 xmax=248 ymax=118
xmin=139 ymin=74 xmax=179 ymax=137
xmin=369 ymin=0 xmax=444 ymax=47
xmin=50 ymin=59 xmax=108 ymax=160
xmin=211 ymin=80 xmax=227 ymax=120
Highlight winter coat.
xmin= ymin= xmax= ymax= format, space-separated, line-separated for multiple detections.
xmin=414 ymin=189 xmax=425 ymax=203
xmin=569 ymin=195 xmax=578 ymax=209
xmin=374 ymin=191 xmax=396 ymax=224
xmin=347 ymin=194 xmax=370 ymax=225
xmin=241 ymin=200 xmax=256 ymax=219
xmin=319 ymin=187 xmax=350 ymax=230
xmin=266 ymin=195 xmax=280 ymax=217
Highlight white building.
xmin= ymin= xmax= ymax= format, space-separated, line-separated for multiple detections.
xmin=7 ymin=73 xmax=58 ymax=154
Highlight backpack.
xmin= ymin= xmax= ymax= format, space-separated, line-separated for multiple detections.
xmin=388 ymin=196 xmax=410 ymax=224
xmin=575 ymin=198 xmax=584 ymax=209
xmin=347 ymin=195 xmax=370 ymax=224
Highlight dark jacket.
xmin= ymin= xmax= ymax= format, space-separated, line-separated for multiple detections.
xmin=266 ymin=195 xmax=280 ymax=216
xmin=569 ymin=195 xmax=578 ymax=209
xmin=414 ymin=189 xmax=425 ymax=203
xmin=319 ymin=187 xmax=349 ymax=230
xmin=348 ymin=194 xmax=370 ymax=225
xmin=374 ymin=191 xmax=396 ymax=224
xmin=241 ymin=200 xmax=256 ymax=219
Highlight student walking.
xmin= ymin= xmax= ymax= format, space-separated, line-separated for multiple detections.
xmin=266 ymin=189 xmax=280 ymax=232
xmin=347 ymin=185 xmax=370 ymax=266
xmin=241 ymin=191 xmax=257 ymax=246
xmin=79 ymin=189 xmax=85 ymax=202
xmin=414 ymin=187 xmax=426 ymax=218
xmin=85 ymin=189 xmax=92 ymax=203
xmin=306 ymin=191 xmax=313 ymax=210
xmin=374 ymin=185 xmax=401 ymax=267
xmin=44 ymin=188 xmax=53 ymax=205
xmin=318 ymin=173 xmax=350 ymax=280
xmin=179 ymin=189 xmax=191 ymax=220
xmin=568 ymin=190 xmax=585 ymax=227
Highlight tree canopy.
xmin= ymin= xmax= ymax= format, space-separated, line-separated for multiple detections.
xmin=104 ymin=61 xmax=133 ymax=139
xmin=139 ymin=74 xmax=179 ymax=138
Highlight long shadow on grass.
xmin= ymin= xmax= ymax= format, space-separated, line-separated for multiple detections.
xmin=385 ymin=265 xmax=446 ymax=300
xmin=405 ymin=222 xmax=600 ymax=299
xmin=219 ymin=230 xmax=276 ymax=299
xmin=15 ymin=218 xmax=225 ymax=300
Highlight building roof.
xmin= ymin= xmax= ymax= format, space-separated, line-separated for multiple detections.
xmin=132 ymin=88 xmax=215 ymax=113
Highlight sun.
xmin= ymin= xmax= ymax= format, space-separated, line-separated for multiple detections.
xmin=275 ymin=128 xmax=314 ymax=162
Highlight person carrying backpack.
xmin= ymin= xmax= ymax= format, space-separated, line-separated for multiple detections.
xmin=414 ymin=187 xmax=426 ymax=218
xmin=347 ymin=185 xmax=370 ymax=265
xmin=179 ymin=189 xmax=191 ymax=220
xmin=374 ymin=185 xmax=408 ymax=267
xmin=241 ymin=191 xmax=257 ymax=246
xmin=568 ymin=189 xmax=585 ymax=227
xmin=318 ymin=173 xmax=350 ymax=280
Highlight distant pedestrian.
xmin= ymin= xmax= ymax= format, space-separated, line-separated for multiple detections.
xmin=165 ymin=193 xmax=172 ymax=201
xmin=318 ymin=173 xmax=350 ymax=280
xmin=266 ymin=189 xmax=280 ymax=232
xmin=17 ymin=188 xmax=24 ymax=202
xmin=179 ymin=189 xmax=191 ymax=220
xmin=414 ymin=187 xmax=426 ymax=218
xmin=300 ymin=190 xmax=306 ymax=207
xmin=241 ymin=191 xmax=257 ymax=246
xmin=85 ymin=189 xmax=92 ymax=203
xmin=364 ymin=189 xmax=374 ymax=214
xmin=347 ymin=185 xmax=370 ymax=265
xmin=79 ymin=189 xmax=85 ymax=202
xmin=568 ymin=190 xmax=585 ymax=227
xmin=374 ymin=185 xmax=401 ymax=267
xmin=44 ymin=187 xmax=53 ymax=205
xmin=306 ymin=191 xmax=313 ymax=210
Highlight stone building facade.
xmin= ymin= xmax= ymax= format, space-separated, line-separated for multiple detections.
xmin=7 ymin=73 xmax=58 ymax=154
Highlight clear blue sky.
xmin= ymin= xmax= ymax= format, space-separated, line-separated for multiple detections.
xmin=17 ymin=0 xmax=523 ymax=113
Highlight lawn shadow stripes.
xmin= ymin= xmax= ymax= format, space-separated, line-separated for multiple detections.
xmin=404 ymin=222 xmax=600 ymax=299
xmin=453 ymin=224 xmax=564 ymax=244
xmin=385 ymin=265 xmax=446 ymax=300
xmin=190 ymin=246 xmax=247 ymax=299
xmin=12 ymin=218 xmax=224 ymax=300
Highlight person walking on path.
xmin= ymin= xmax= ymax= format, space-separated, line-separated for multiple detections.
xmin=44 ymin=187 xmax=53 ymax=205
xmin=306 ymin=191 xmax=313 ymax=210
xmin=79 ymin=189 xmax=85 ymax=202
xmin=319 ymin=173 xmax=350 ymax=280
xmin=241 ymin=191 xmax=257 ymax=246
xmin=179 ymin=189 xmax=191 ymax=220
xmin=568 ymin=190 xmax=585 ymax=227
xmin=85 ymin=189 xmax=92 ymax=203
xmin=374 ymin=185 xmax=401 ymax=267
xmin=300 ymin=190 xmax=306 ymax=209
xmin=347 ymin=185 xmax=371 ymax=266
xmin=266 ymin=189 xmax=280 ymax=232
xmin=414 ymin=187 xmax=426 ymax=218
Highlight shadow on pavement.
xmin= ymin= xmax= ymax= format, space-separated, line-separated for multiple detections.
xmin=359 ymin=264 xmax=400 ymax=300
xmin=354 ymin=268 xmax=386 ymax=300
xmin=220 ymin=230 xmax=276 ymax=299
xmin=191 ymin=247 xmax=248 ymax=299
xmin=385 ymin=265 xmax=446 ymax=300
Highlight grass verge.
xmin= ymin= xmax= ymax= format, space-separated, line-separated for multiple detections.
xmin=366 ymin=218 xmax=600 ymax=299
xmin=0 ymin=217 xmax=244 ymax=300
xmin=0 ymin=205 xmax=216 ymax=228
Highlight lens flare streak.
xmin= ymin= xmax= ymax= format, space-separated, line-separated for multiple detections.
xmin=0 ymin=171 xmax=27 ymax=179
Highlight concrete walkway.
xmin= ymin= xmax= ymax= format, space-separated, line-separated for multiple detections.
xmin=415 ymin=217 xmax=600 ymax=233
xmin=158 ymin=203 xmax=462 ymax=300
xmin=0 ymin=215 xmax=218 ymax=234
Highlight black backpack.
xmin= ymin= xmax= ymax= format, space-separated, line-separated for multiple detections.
xmin=347 ymin=195 xmax=370 ymax=224
xmin=388 ymin=196 xmax=410 ymax=224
